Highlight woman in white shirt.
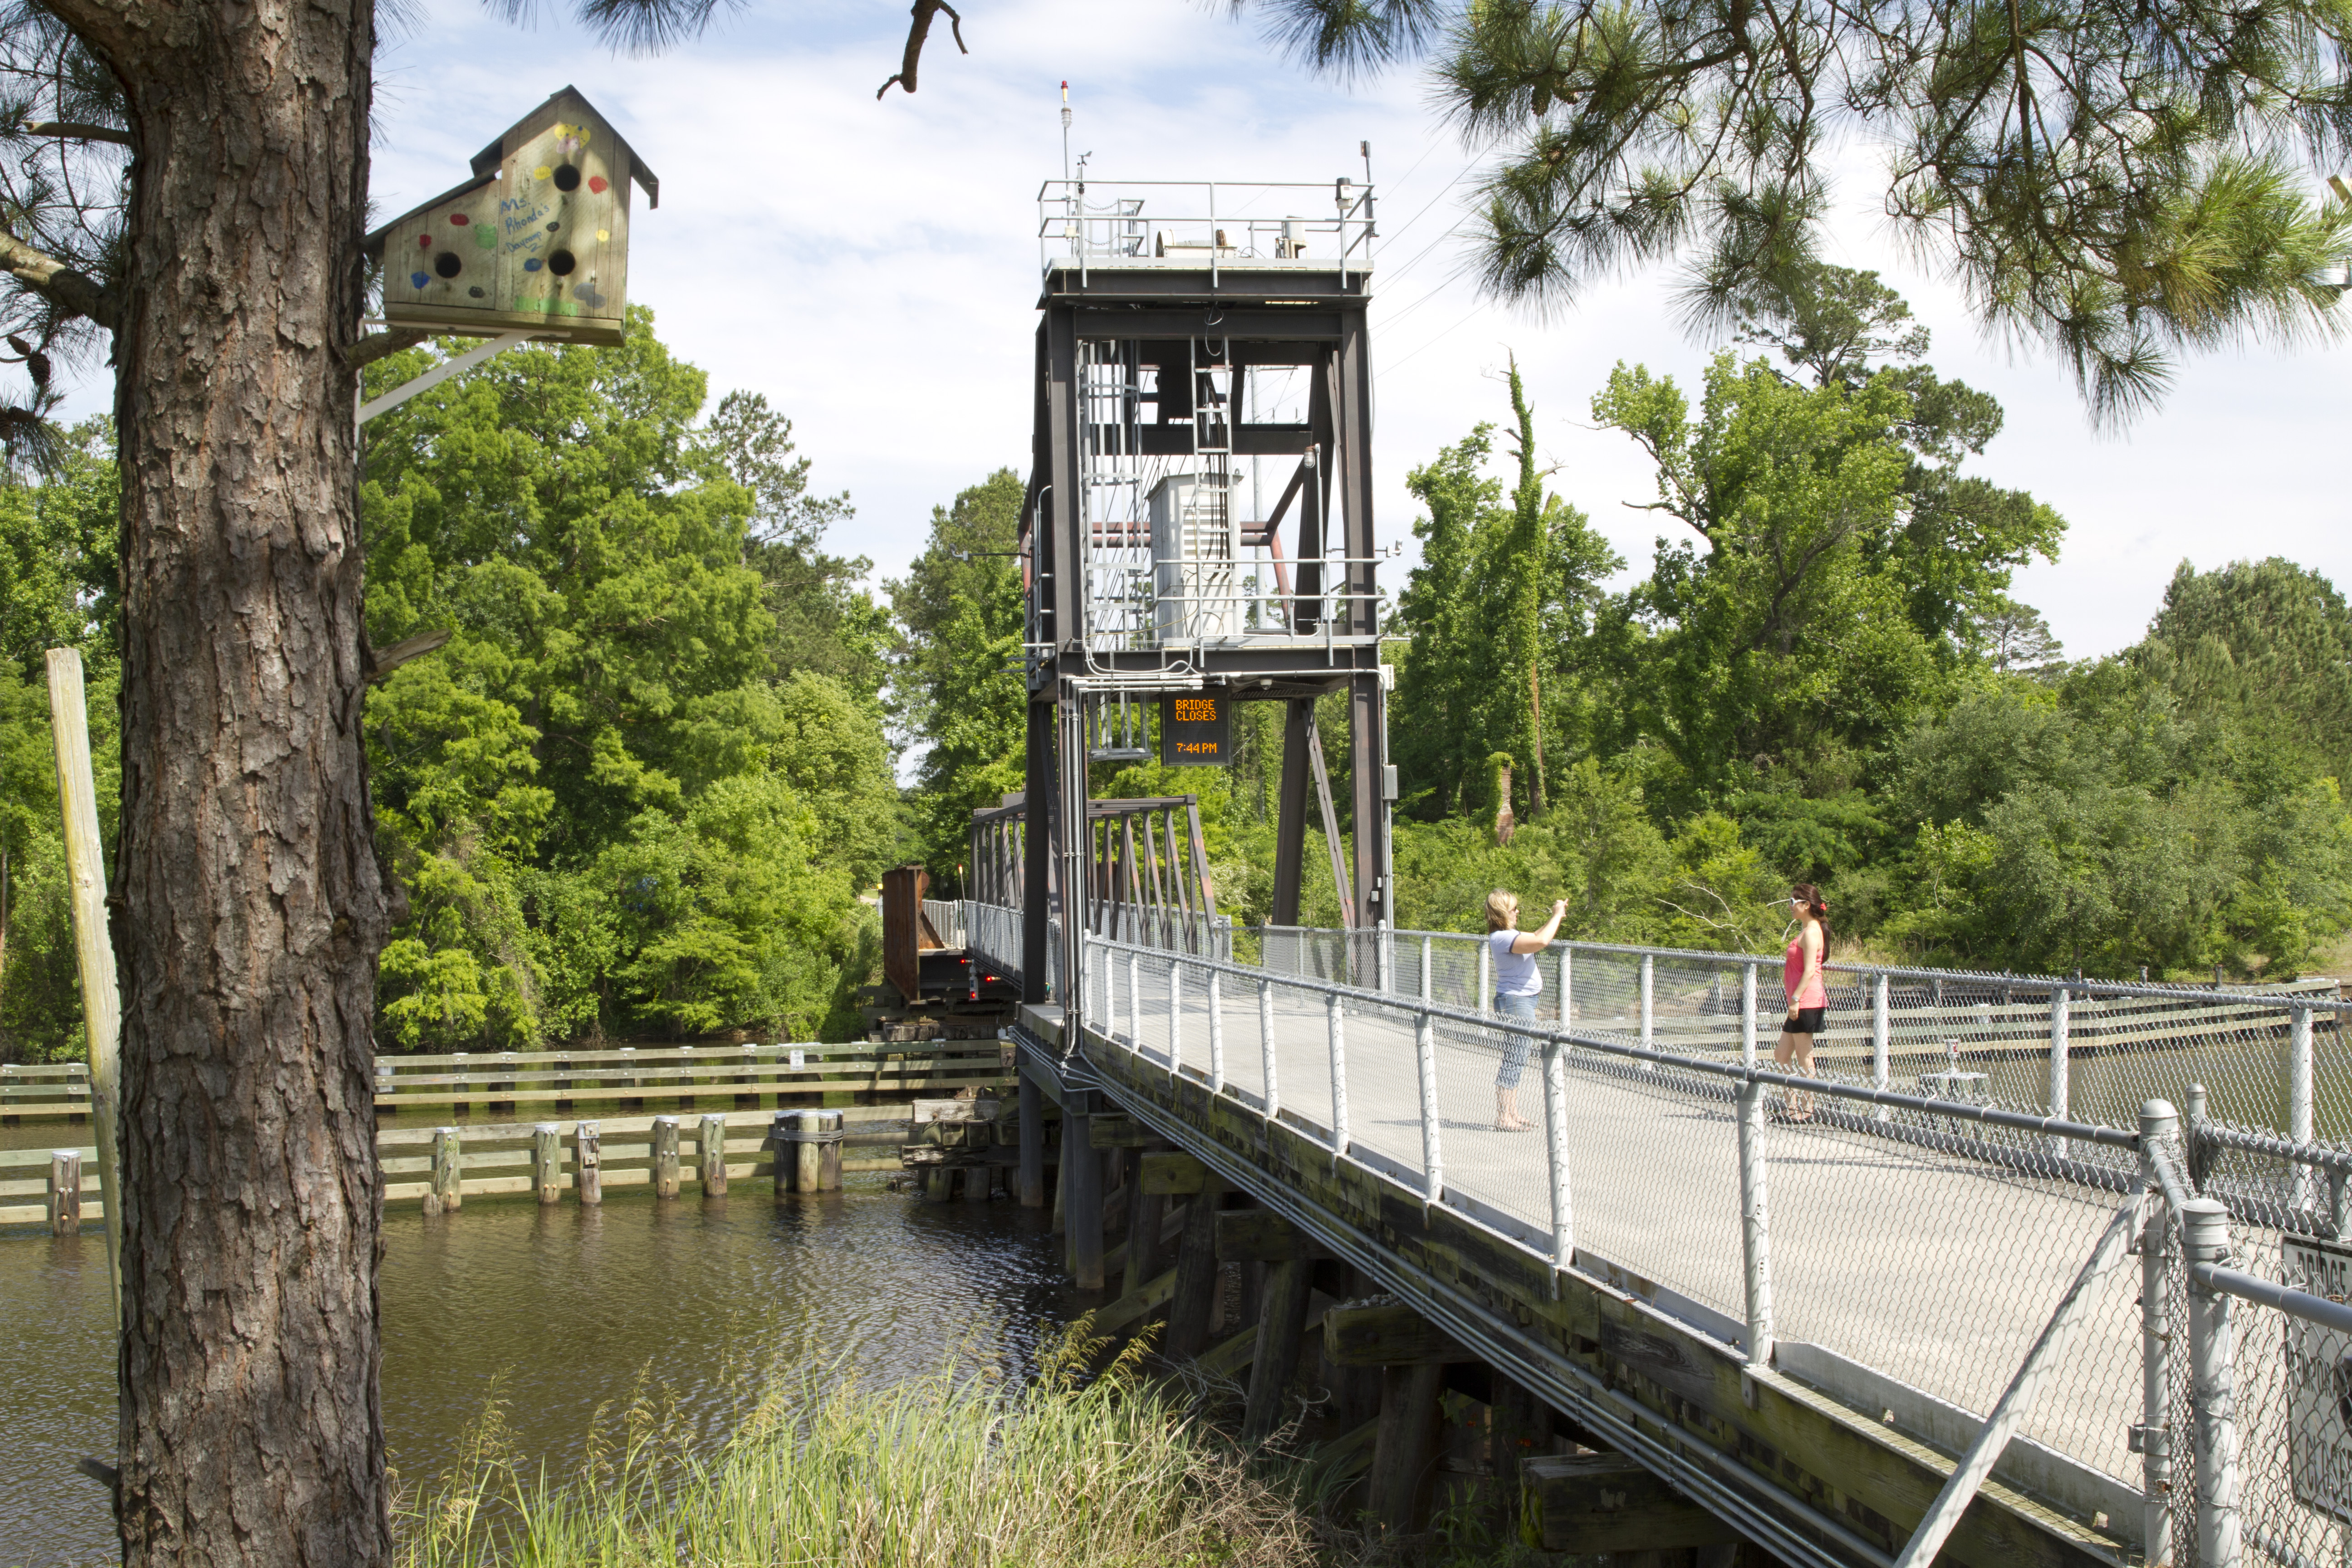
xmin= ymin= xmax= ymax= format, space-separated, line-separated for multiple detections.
xmin=1486 ymin=889 xmax=1568 ymax=1132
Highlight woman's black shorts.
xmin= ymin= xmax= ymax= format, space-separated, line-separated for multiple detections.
xmin=1785 ymin=1005 xmax=1826 ymax=1034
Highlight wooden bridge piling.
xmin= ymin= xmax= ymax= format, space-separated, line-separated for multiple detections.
xmin=532 ymin=1123 xmax=561 ymax=1204
xmin=1164 ymin=1175 xmax=1228 ymax=1358
xmin=1066 ymin=1108 xmax=1106 ymax=1290
xmin=426 ymin=1127 xmax=461 ymax=1214
xmin=1017 ymin=1074 xmax=1046 ymax=1206
xmin=47 ymin=1150 xmax=80 ymax=1236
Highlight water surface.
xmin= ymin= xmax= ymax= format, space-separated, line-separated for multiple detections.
xmin=2 ymin=1178 xmax=1078 ymax=1565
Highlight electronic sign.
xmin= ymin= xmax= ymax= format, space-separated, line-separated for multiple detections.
xmin=1160 ymin=692 xmax=1230 ymax=767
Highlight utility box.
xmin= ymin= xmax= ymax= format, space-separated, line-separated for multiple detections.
xmin=1149 ymin=471 xmax=1242 ymax=645
xmin=363 ymin=85 xmax=658 ymax=348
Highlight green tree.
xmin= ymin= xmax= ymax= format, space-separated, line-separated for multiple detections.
xmin=889 ymin=469 xmax=1029 ymax=887
xmin=360 ymin=311 xmax=890 ymax=1046
xmin=2138 ymin=557 xmax=2352 ymax=784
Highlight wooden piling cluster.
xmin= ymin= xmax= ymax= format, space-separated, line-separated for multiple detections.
xmin=1015 ymin=1041 xmax=1756 ymax=1564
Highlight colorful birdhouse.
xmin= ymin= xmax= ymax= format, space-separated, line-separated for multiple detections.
xmin=363 ymin=86 xmax=658 ymax=348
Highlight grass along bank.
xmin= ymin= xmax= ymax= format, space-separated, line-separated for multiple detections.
xmin=390 ymin=1325 xmax=1466 ymax=1568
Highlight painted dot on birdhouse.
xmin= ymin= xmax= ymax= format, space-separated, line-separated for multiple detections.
xmin=596 ymin=229 xmax=609 ymax=242
xmin=533 ymin=165 xmax=553 ymax=181
xmin=449 ymin=213 xmax=469 ymax=226
xmin=523 ymin=257 xmax=544 ymax=272
xmin=588 ymin=176 xmax=608 ymax=195
xmin=410 ymin=271 xmax=430 ymax=289
xmin=475 ymin=227 xmax=496 ymax=250
xmin=417 ymin=234 xmax=433 ymax=248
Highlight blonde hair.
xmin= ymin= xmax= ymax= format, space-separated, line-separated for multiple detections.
xmin=1485 ymin=890 xmax=1520 ymax=931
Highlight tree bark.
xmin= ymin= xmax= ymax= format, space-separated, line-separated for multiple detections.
xmin=42 ymin=0 xmax=390 ymax=1558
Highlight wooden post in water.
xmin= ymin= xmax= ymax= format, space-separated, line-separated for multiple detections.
xmin=1244 ymin=1257 xmax=1315 ymax=1438
xmin=48 ymin=1149 xmax=82 ymax=1236
xmin=652 ymin=1116 xmax=681 ymax=1198
xmin=576 ymin=1122 xmax=602 ymax=1205
xmin=817 ymin=1110 xmax=843 ymax=1192
xmin=1067 ymin=1109 xmax=1105 ymax=1290
xmin=428 ymin=1127 xmax=461 ymax=1214
xmin=450 ymin=1051 xmax=470 ymax=1116
xmin=922 ymin=1165 xmax=954 ymax=1204
xmin=620 ymin=1045 xmax=640 ymax=1110
xmin=44 ymin=648 xmax=122 ymax=1317
xmin=699 ymin=1113 xmax=728 ymax=1196
xmin=964 ymin=1159 xmax=993 ymax=1205
xmin=1017 ymin=1073 xmax=1046 ymax=1207
xmin=532 ymin=1123 xmax=561 ymax=1204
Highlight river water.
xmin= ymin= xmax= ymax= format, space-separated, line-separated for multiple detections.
xmin=1 ymin=1172 xmax=1081 ymax=1565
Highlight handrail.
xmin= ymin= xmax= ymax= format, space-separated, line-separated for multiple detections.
xmin=1085 ymin=931 xmax=2140 ymax=1150
xmin=1254 ymin=923 xmax=2352 ymax=1014
xmin=2194 ymin=1262 xmax=2352 ymax=1337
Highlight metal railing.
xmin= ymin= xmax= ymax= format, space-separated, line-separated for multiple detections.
xmin=1076 ymin=925 xmax=2352 ymax=1567
xmin=1035 ymin=177 xmax=1375 ymax=277
xmin=1257 ymin=925 xmax=2352 ymax=1198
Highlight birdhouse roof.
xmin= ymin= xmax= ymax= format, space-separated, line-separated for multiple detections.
xmin=471 ymin=85 xmax=658 ymax=208
xmin=360 ymin=84 xmax=658 ymax=262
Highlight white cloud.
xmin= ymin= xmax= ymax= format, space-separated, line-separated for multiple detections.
xmin=344 ymin=0 xmax=2352 ymax=662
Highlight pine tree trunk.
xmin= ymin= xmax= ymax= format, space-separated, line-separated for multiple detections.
xmin=49 ymin=0 xmax=391 ymax=1558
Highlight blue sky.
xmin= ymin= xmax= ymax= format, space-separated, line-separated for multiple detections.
xmin=352 ymin=0 xmax=2352 ymax=665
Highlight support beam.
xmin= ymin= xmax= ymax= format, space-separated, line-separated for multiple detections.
xmin=1366 ymin=1362 xmax=1446 ymax=1534
xmin=1271 ymin=700 xmax=1312 ymax=927
xmin=1245 ymin=1257 xmax=1316 ymax=1439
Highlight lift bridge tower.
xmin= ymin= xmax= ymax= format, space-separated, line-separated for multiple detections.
xmin=1019 ymin=173 xmax=1390 ymax=1005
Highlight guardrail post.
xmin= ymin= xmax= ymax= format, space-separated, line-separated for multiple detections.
xmin=576 ymin=1122 xmax=602 ymax=1205
xmin=48 ymin=1149 xmax=82 ymax=1236
xmin=1558 ymin=945 xmax=1573 ymax=1026
xmin=2185 ymin=1083 xmax=2211 ymax=1193
xmin=1378 ymin=925 xmax=1393 ymax=994
xmin=532 ymin=1122 xmax=561 ymax=1204
xmin=652 ymin=1116 xmax=681 ymax=1199
xmin=1327 ymin=990 xmax=1349 ymax=1160
xmin=2183 ymin=1196 xmax=2239 ymax=1568
xmin=1741 ymin=963 xmax=1758 ymax=1068
xmin=2138 ymin=1100 xmax=2177 ymax=1568
xmin=428 ymin=1127 xmax=461 ymax=1215
xmin=2048 ymin=987 xmax=2071 ymax=1163
xmin=1477 ymin=937 xmax=1491 ymax=1015
xmin=1419 ymin=933 xmax=1432 ymax=1002
xmin=1168 ymin=961 xmax=1184 ymax=1070
xmin=1640 ymin=953 xmax=1655 ymax=1071
xmin=1207 ymin=969 xmax=1226 ymax=1093
xmin=699 ymin=1113 xmax=729 ymax=1196
xmin=2289 ymin=1004 xmax=2315 ymax=1215
xmin=1872 ymin=974 xmax=1891 ymax=1123
xmin=451 ymin=1049 xmax=471 ymax=1115
xmin=1100 ymin=939 xmax=1116 ymax=1035
xmin=1542 ymin=1040 xmax=1573 ymax=1290
xmin=1737 ymin=1078 xmax=1774 ymax=1367
xmin=1127 ymin=951 xmax=1142 ymax=1049
xmin=1415 ymin=1009 xmax=1444 ymax=1207
xmin=1259 ymin=978 xmax=1280 ymax=1121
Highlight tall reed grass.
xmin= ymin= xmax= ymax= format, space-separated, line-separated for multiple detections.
xmin=394 ymin=1324 xmax=1332 ymax=1568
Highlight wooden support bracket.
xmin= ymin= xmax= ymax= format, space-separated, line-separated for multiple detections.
xmin=1215 ymin=1207 xmax=1332 ymax=1263
xmin=1523 ymin=1453 xmax=1742 ymax=1554
xmin=1140 ymin=1151 xmax=1209 ymax=1193
xmin=1088 ymin=1116 xmax=1160 ymax=1148
xmin=1323 ymin=1299 xmax=1478 ymax=1367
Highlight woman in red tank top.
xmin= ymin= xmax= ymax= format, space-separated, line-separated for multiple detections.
xmin=1776 ymin=884 xmax=1830 ymax=1121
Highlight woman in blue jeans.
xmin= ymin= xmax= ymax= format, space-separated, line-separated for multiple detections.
xmin=1486 ymin=889 xmax=1568 ymax=1131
